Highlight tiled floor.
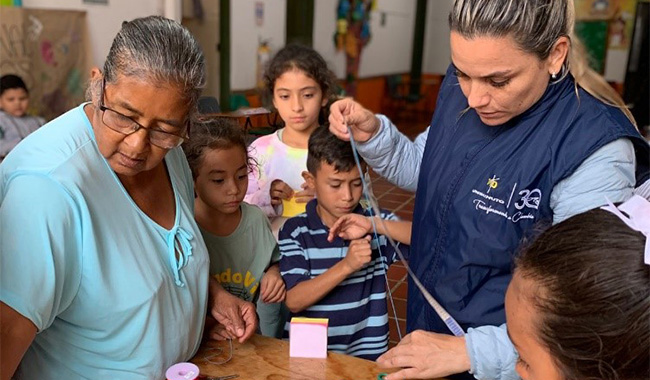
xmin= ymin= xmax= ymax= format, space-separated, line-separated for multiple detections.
xmin=367 ymin=120 xmax=427 ymax=347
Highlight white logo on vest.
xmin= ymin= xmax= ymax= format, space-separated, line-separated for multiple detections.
xmin=471 ymin=178 xmax=541 ymax=224
xmin=514 ymin=189 xmax=541 ymax=210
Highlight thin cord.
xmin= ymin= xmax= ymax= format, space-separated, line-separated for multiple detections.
xmin=362 ymin=170 xmax=403 ymax=341
xmin=201 ymin=338 xmax=234 ymax=365
xmin=346 ymin=124 xmax=465 ymax=337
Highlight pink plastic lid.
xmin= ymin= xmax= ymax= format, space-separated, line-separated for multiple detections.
xmin=166 ymin=362 xmax=200 ymax=380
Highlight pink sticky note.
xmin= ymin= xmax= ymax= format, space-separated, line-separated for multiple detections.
xmin=289 ymin=317 xmax=328 ymax=358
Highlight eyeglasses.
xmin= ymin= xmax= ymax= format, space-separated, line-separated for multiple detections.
xmin=98 ymin=78 xmax=188 ymax=149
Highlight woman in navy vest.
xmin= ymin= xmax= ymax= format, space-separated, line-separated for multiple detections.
xmin=329 ymin=0 xmax=650 ymax=379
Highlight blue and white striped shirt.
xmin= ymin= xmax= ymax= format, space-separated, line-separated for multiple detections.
xmin=279 ymin=199 xmax=409 ymax=360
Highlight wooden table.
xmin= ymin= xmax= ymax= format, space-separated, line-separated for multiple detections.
xmin=202 ymin=108 xmax=279 ymax=132
xmin=191 ymin=334 xmax=401 ymax=380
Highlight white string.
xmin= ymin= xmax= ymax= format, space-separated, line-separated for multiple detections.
xmin=346 ymin=124 xmax=465 ymax=337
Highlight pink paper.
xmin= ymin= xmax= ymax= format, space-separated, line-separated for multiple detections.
xmin=289 ymin=320 xmax=328 ymax=358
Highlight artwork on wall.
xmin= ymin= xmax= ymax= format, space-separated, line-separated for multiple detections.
xmin=575 ymin=0 xmax=617 ymax=19
xmin=255 ymin=2 xmax=264 ymax=26
xmin=607 ymin=0 xmax=638 ymax=50
xmin=0 ymin=7 xmax=90 ymax=120
xmin=333 ymin=0 xmax=376 ymax=96
xmin=574 ymin=0 xmax=640 ymax=75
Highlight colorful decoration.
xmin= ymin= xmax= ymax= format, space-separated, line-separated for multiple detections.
xmin=607 ymin=0 xmax=638 ymax=50
xmin=333 ymin=0 xmax=375 ymax=96
xmin=0 ymin=0 xmax=22 ymax=6
xmin=573 ymin=0 xmax=641 ymax=73
xmin=574 ymin=0 xmax=616 ymax=19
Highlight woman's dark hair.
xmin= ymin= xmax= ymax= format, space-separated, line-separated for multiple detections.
xmin=182 ymin=118 xmax=254 ymax=179
xmin=306 ymin=126 xmax=364 ymax=175
xmin=0 ymin=74 xmax=28 ymax=96
xmin=263 ymin=44 xmax=338 ymax=125
xmin=516 ymin=208 xmax=649 ymax=380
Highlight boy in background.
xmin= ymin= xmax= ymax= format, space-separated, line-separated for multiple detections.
xmin=0 ymin=74 xmax=45 ymax=161
xmin=279 ymin=126 xmax=410 ymax=360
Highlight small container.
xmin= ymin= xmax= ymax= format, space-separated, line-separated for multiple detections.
xmin=166 ymin=362 xmax=200 ymax=380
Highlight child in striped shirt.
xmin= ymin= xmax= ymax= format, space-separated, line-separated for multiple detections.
xmin=279 ymin=126 xmax=410 ymax=360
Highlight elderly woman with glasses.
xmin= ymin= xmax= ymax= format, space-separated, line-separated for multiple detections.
xmin=0 ymin=17 xmax=256 ymax=380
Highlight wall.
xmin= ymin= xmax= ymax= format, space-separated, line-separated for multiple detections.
xmin=230 ymin=0 xmax=286 ymax=90
xmin=16 ymin=0 xmax=634 ymax=94
xmin=313 ymin=0 xmax=418 ymax=79
xmin=604 ymin=44 xmax=629 ymax=83
xmin=228 ymin=0 xmax=420 ymax=89
xmin=422 ymin=0 xmax=453 ymax=75
xmin=421 ymin=0 xmax=632 ymax=82
xmin=21 ymin=0 xmax=173 ymax=68
xmin=182 ymin=0 xmax=220 ymax=98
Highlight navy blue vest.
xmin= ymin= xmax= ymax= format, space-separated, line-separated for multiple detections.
xmin=407 ymin=65 xmax=650 ymax=335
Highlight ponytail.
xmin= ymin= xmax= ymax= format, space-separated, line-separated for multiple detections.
xmin=566 ymin=2 xmax=636 ymax=127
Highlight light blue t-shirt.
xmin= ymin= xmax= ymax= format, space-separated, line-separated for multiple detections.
xmin=0 ymin=104 xmax=209 ymax=379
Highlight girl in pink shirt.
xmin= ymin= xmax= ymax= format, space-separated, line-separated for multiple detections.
xmin=245 ymin=44 xmax=338 ymax=235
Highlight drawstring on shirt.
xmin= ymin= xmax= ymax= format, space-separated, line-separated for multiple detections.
xmin=167 ymin=226 xmax=194 ymax=287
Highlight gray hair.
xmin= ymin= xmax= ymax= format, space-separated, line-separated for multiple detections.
xmin=88 ymin=16 xmax=206 ymax=115
xmin=449 ymin=0 xmax=636 ymax=126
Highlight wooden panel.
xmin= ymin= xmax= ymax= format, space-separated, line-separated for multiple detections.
xmin=354 ymin=76 xmax=386 ymax=114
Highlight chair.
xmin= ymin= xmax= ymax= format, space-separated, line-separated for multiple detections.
xmin=198 ymin=96 xmax=220 ymax=114
xmin=247 ymin=111 xmax=279 ymax=137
